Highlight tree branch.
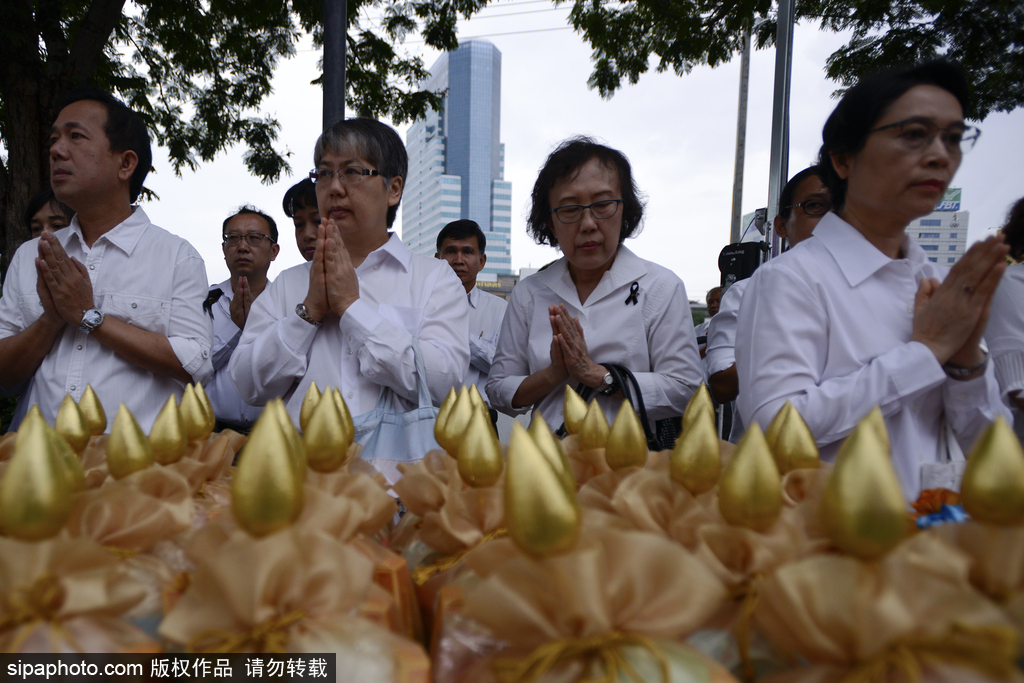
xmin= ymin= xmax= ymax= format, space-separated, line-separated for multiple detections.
xmin=66 ymin=0 xmax=129 ymax=85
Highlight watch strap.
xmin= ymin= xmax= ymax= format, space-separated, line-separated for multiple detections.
xmin=295 ymin=303 xmax=323 ymax=327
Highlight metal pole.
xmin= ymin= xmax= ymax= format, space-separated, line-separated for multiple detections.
xmin=729 ymin=25 xmax=752 ymax=245
xmin=323 ymin=0 xmax=346 ymax=129
xmin=765 ymin=0 xmax=795 ymax=260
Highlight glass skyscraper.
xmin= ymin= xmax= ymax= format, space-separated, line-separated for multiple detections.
xmin=402 ymin=40 xmax=512 ymax=274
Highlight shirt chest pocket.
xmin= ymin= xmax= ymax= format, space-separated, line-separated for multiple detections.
xmin=17 ymin=293 xmax=45 ymax=323
xmin=103 ymin=293 xmax=170 ymax=332
xmin=377 ymin=304 xmax=424 ymax=335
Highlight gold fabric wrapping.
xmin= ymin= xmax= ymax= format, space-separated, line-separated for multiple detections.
xmin=159 ymin=521 xmax=430 ymax=682
xmin=933 ymin=522 xmax=1024 ymax=648
xmin=752 ymin=532 xmax=1021 ymax=683
xmin=559 ymin=435 xmax=612 ymax=487
xmin=0 ymin=537 xmax=156 ymax=652
xmin=432 ymin=526 xmax=732 ymax=683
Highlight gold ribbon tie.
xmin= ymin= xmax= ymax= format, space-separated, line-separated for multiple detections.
xmin=187 ymin=609 xmax=306 ymax=653
xmin=492 ymin=631 xmax=670 ymax=683
xmin=0 ymin=573 xmax=82 ymax=653
xmin=840 ymin=623 xmax=1019 ymax=683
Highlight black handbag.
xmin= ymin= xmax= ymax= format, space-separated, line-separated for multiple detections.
xmin=556 ymin=364 xmax=682 ymax=451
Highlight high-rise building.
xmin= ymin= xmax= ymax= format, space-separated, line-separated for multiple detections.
xmin=402 ymin=40 xmax=512 ymax=275
xmin=905 ymin=188 xmax=968 ymax=265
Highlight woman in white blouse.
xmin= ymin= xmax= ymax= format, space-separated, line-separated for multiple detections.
xmin=986 ymin=197 xmax=1024 ymax=443
xmin=486 ymin=137 xmax=703 ymax=431
xmin=736 ymin=60 xmax=1011 ymax=499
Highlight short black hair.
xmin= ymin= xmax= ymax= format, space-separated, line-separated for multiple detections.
xmin=817 ymin=60 xmax=970 ymax=210
xmin=436 ymin=219 xmax=486 ymax=254
xmin=527 ymin=136 xmax=645 ymax=248
xmin=283 ymin=178 xmax=318 ymax=218
xmin=223 ymin=204 xmax=278 ymax=243
xmin=55 ymin=86 xmax=152 ymax=204
xmin=1003 ymin=196 xmax=1024 ymax=262
xmin=24 ymin=187 xmax=75 ymax=231
xmin=777 ymin=165 xmax=829 ymax=220
xmin=314 ymin=118 xmax=407 ymax=228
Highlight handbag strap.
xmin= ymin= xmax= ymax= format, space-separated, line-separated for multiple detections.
xmin=604 ymin=364 xmax=660 ymax=450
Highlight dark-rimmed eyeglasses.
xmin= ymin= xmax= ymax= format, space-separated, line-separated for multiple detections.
xmin=782 ymin=199 xmax=832 ymax=217
xmin=868 ymin=117 xmax=981 ymax=155
xmin=550 ymin=199 xmax=623 ymax=224
xmin=309 ymin=166 xmax=381 ymax=185
xmin=223 ymin=233 xmax=275 ymax=247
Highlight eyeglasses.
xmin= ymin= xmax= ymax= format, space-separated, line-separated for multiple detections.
xmin=868 ymin=117 xmax=981 ymax=155
xmin=550 ymin=199 xmax=623 ymax=224
xmin=309 ymin=166 xmax=381 ymax=185
xmin=223 ymin=233 xmax=275 ymax=247
xmin=782 ymin=199 xmax=832 ymax=217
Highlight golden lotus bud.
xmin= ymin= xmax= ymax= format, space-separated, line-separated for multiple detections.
xmin=304 ymin=390 xmax=353 ymax=473
xmin=441 ymin=386 xmax=474 ymax=458
xmin=669 ymin=402 xmax=721 ymax=496
xmin=269 ymin=399 xmax=307 ymax=480
xmin=577 ymin=399 xmax=610 ymax=451
xmin=458 ymin=407 xmax=504 ymax=487
xmin=330 ymin=389 xmax=354 ymax=441
xmin=960 ymin=416 xmax=1024 ymax=525
xmin=718 ymin=424 xmax=782 ymax=532
xmin=180 ymin=385 xmax=210 ymax=442
xmin=820 ymin=408 xmax=907 ymax=559
xmin=469 ymin=384 xmax=487 ymax=413
xmin=194 ymin=382 xmax=217 ymax=434
xmin=0 ymin=407 xmax=73 ymax=540
xmin=232 ymin=408 xmax=304 ymax=537
xmin=605 ymin=400 xmax=648 ymax=470
xmin=47 ymin=423 xmax=85 ymax=492
xmin=150 ymin=395 xmax=188 ymax=466
xmin=505 ymin=423 xmax=581 ymax=558
xmin=107 ymin=404 xmax=154 ymax=480
xmin=682 ymin=383 xmax=716 ymax=431
xmin=299 ymin=381 xmax=322 ymax=433
xmin=563 ymin=386 xmax=588 ymax=436
xmin=528 ymin=415 xmax=576 ymax=495
xmin=78 ymin=385 xmax=106 ymax=436
xmin=434 ymin=387 xmax=458 ymax=452
xmin=764 ymin=402 xmax=820 ymax=474
xmin=55 ymin=394 xmax=90 ymax=454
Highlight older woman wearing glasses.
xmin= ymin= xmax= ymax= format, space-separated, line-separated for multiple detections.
xmin=735 ymin=60 xmax=1011 ymax=501
xmin=487 ymin=137 xmax=703 ymax=435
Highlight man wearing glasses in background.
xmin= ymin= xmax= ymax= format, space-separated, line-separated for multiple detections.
xmin=205 ymin=206 xmax=279 ymax=431
xmin=706 ymin=165 xmax=831 ymax=442
xmin=228 ymin=118 xmax=468 ymax=468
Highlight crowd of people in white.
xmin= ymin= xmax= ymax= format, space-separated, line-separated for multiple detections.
xmin=2 ymin=59 xmax=1022 ymax=504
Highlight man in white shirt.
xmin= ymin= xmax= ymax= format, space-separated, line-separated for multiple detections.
xmin=706 ymin=166 xmax=831 ymax=441
xmin=435 ymin=220 xmax=507 ymax=423
xmin=205 ymin=206 xmax=280 ymax=431
xmin=0 ymin=87 xmax=212 ymax=431
xmin=228 ymin=118 xmax=469 ymax=428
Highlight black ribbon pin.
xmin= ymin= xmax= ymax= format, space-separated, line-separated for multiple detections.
xmin=203 ymin=288 xmax=224 ymax=316
xmin=624 ymin=281 xmax=639 ymax=306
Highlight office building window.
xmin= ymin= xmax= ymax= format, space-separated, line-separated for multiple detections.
xmin=928 ymin=257 xmax=938 ymax=262
xmin=920 ymin=219 xmax=942 ymax=226
xmin=921 ymin=245 xmax=939 ymax=251
xmin=949 ymin=245 xmax=957 ymax=250
xmin=918 ymin=233 xmax=941 ymax=239
xmin=948 ymin=257 xmax=956 ymax=263
xmin=949 ymin=233 xmax=957 ymax=238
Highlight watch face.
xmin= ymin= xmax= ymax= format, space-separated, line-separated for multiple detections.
xmin=83 ymin=310 xmax=103 ymax=326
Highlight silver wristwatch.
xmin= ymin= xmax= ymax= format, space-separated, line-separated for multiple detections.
xmin=295 ymin=303 xmax=322 ymax=327
xmin=79 ymin=308 xmax=105 ymax=334
xmin=598 ymin=370 xmax=618 ymax=396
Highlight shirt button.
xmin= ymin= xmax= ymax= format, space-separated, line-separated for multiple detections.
xmin=347 ymin=392 xmax=354 ymax=399
xmin=132 ymin=303 xmax=137 ymax=309
xmin=347 ymin=349 xmax=353 ymax=355
xmin=77 ymin=345 xmax=83 ymax=350
xmin=89 ymin=265 xmax=95 ymax=270
xmin=70 ymin=385 xmax=76 ymax=391
xmin=202 ymin=350 xmax=209 ymax=358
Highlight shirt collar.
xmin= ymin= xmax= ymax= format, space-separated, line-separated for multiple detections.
xmin=59 ymin=206 xmax=151 ymax=256
xmin=214 ymin=278 xmax=233 ymax=302
xmin=360 ymin=232 xmax=411 ymax=272
xmin=537 ymin=244 xmax=649 ymax=303
xmin=467 ymin=285 xmax=480 ymax=308
xmin=812 ymin=212 xmax=926 ymax=288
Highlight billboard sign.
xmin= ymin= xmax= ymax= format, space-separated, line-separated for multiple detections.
xmin=936 ymin=187 xmax=961 ymax=211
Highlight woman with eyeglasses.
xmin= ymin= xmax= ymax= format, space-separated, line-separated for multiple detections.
xmin=487 ymin=136 xmax=703 ymax=435
xmin=735 ymin=60 xmax=1011 ymax=501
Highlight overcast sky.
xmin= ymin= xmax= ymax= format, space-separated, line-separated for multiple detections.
xmin=140 ymin=5 xmax=1024 ymax=300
